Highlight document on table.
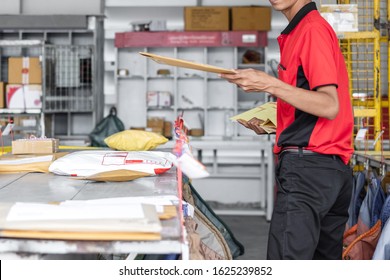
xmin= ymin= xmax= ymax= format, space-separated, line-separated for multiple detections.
xmin=0 ymin=154 xmax=54 ymax=165
xmin=1 ymin=202 xmax=162 ymax=233
xmin=139 ymin=52 xmax=236 ymax=74
xmin=60 ymin=195 xmax=181 ymax=219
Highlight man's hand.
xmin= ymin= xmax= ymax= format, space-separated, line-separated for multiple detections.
xmin=237 ymin=118 xmax=267 ymax=135
xmin=220 ymin=68 xmax=275 ymax=93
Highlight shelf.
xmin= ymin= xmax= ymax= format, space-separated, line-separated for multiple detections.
xmin=177 ymin=107 xmax=204 ymax=111
xmin=112 ymin=33 xmax=268 ymax=137
xmin=207 ymin=77 xmax=225 ymax=81
xmin=147 ymin=76 xmax=175 ymax=80
xmin=238 ymin=63 xmax=266 ymax=69
xmin=12 ymin=125 xmax=39 ymax=131
xmin=44 ymin=96 xmax=93 ymax=101
xmin=177 ymin=75 xmax=204 ymax=80
xmin=207 ymin=107 xmax=235 ymax=111
xmin=106 ymin=0 xmax=197 ymax=7
xmin=117 ymin=75 xmax=144 ymax=80
xmin=0 ymin=109 xmax=41 ymax=114
xmin=147 ymin=106 xmax=174 ymax=111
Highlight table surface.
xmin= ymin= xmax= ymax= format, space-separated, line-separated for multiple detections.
xmin=0 ymin=168 xmax=185 ymax=258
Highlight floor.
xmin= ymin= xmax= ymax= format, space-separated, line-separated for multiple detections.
xmin=219 ymin=215 xmax=270 ymax=260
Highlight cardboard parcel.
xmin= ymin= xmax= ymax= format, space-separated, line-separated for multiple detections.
xmin=12 ymin=138 xmax=59 ymax=154
xmin=230 ymin=102 xmax=276 ymax=134
xmin=8 ymin=57 xmax=42 ymax=84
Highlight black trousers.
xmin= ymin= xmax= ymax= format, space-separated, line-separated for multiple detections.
xmin=267 ymin=151 xmax=353 ymax=260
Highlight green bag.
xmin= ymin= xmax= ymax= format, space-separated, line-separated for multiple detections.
xmin=89 ymin=107 xmax=125 ymax=147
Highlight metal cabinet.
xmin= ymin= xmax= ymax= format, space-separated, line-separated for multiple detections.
xmin=0 ymin=15 xmax=104 ymax=144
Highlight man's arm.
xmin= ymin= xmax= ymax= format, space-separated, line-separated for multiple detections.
xmin=220 ymin=68 xmax=339 ymax=120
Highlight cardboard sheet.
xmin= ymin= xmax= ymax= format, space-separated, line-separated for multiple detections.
xmin=139 ymin=52 xmax=236 ymax=74
xmin=59 ymin=196 xmax=179 ymax=220
xmin=0 ymin=202 xmax=162 ymax=241
xmin=0 ymin=229 xmax=161 ymax=241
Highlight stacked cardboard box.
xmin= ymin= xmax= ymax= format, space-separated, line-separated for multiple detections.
xmin=6 ymin=57 xmax=42 ymax=110
xmin=147 ymin=91 xmax=172 ymax=107
xmin=231 ymin=7 xmax=271 ymax=31
xmin=184 ymin=6 xmax=271 ymax=32
xmin=184 ymin=7 xmax=230 ymax=31
xmin=147 ymin=117 xmax=165 ymax=135
xmin=6 ymin=84 xmax=42 ymax=109
xmin=8 ymin=57 xmax=42 ymax=84
xmin=147 ymin=117 xmax=173 ymax=139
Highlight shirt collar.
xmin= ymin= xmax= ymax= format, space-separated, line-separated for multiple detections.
xmin=281 ymin=2 xmax=317 ymax=35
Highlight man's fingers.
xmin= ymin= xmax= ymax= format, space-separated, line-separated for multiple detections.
xmin=248 ymin=117 xmax=265 ymax=126
xmin=237 ymin=119 xmax=249 ymax=128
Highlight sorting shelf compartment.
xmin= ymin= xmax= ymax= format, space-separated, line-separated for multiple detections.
xmin=114 ymin=31 xmax=269 ymax=138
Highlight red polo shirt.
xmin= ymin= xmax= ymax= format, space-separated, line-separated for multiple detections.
xmin=274 ymin=2 xmax=354 ymax=164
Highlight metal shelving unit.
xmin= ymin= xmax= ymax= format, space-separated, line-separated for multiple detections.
xmin=321 ymin=0 xmax=386 ymax=151
xmin=113 ymin=31 xmax=269 ymax=138
xmin=0 ymin=15 xmax=105 ymax=143
xmin=43 ymin=44 xmax=95 ymax=140
xmin=0 ymin=40 xmax=45 ymax=144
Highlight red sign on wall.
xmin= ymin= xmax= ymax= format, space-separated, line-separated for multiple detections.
xmin=115 ymin=31 xmax=267 ymax=48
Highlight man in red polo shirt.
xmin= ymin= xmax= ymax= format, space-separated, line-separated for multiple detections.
xmin=221 ymin=0 xmax=354 ymax=259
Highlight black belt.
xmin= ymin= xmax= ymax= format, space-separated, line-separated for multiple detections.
xmin=279 ymin=146 xmax=338 ymax=160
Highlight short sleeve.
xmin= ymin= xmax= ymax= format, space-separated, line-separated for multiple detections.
xmin=299 ymin=24 xmax=339 ymax=90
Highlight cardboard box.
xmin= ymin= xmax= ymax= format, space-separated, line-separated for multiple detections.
xmin=147 ymin=91 xmax=159 ymax=107
xmin=146 ymin=126 xmax=164 ymax=135
xmin=6 ymin=84 xmax=42 ymax=109
xmin=0 ymin=82 xmax=5 ymax=108
xmin=147 ymin=91 xmax=172 ymax=107
xmin=185 ymin=7 xmax=230 ymax=31
xmin=147 ymin=117 xmax=165 ymax=129
xmin=320 ymin=4 xmax=358 ymax=32
xmin=12 ymin=138 xmax=59 ymax=155
xmin=8 ymin=57 xmax=42 ymax=84
xmin=231 ymin=6 xmax=271 ymax=31
xmin=164 ymin=121 xmax=172 ymax=138
xmin=159 ymin=91 xmax=172 ymax=107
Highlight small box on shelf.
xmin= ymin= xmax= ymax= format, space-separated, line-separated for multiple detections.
xmin=231 ymin=6 xmax=271 ymax=31
xmin=184 ymin=6 xmax=230 ymax=31
xmin=147 ymin=91 xmax=172 ymax=107
xmin=8 ymin=57 xmax=42 ymax=84
xmin=6 ymin=84 xmax=42 ymax=110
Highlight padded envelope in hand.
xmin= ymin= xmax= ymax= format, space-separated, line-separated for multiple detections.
xmin=139 ymin=52 xmax=236 ymax=74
